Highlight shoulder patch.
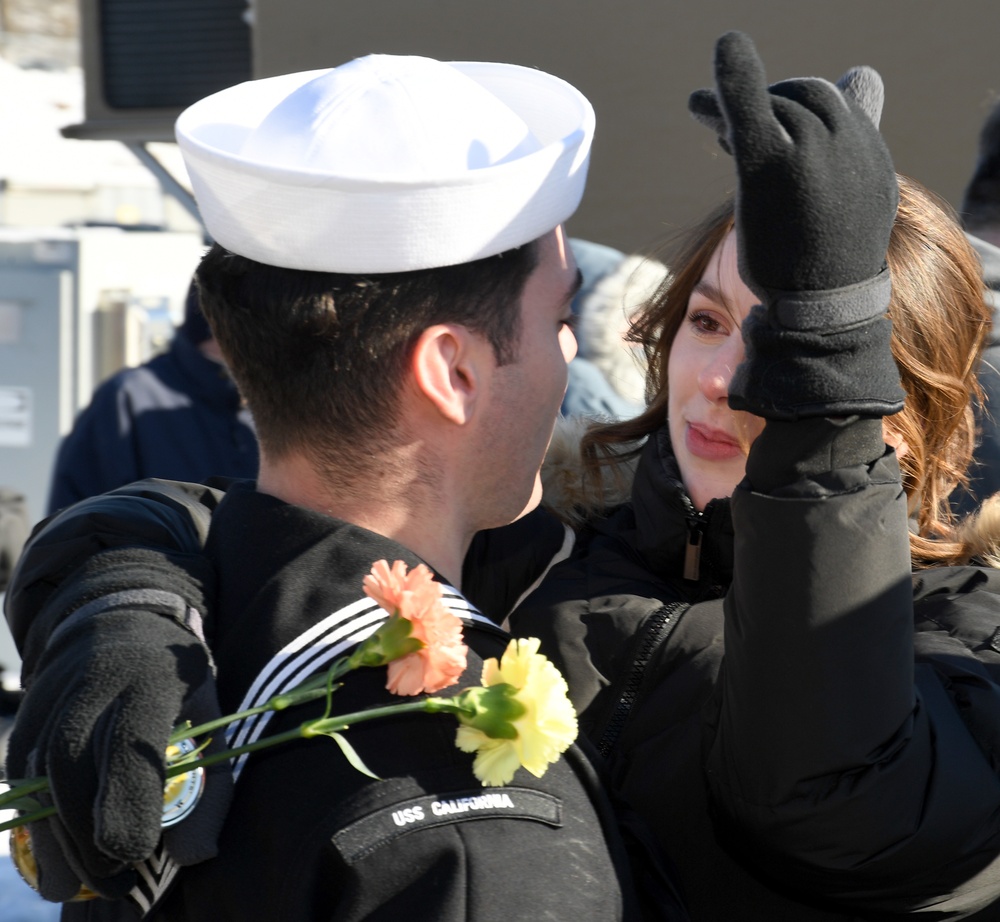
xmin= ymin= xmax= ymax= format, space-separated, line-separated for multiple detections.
xmin=331 ymin=788 xmax=562 ymax=864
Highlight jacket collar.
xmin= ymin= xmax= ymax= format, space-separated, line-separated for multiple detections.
xmin=629 ymin=426 xmax=734 ymax=592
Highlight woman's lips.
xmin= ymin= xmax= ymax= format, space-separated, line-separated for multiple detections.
xmin=685 ymin=423 xmax=742 ymax=461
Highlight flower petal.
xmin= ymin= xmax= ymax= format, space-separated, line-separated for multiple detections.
xmin=454 ymin=638 xmax=578 ymax=785
xmin=365 ymin=560 xmax=468 ymax=696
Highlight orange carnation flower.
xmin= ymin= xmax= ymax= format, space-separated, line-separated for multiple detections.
xmin=363 ymin=560 xmax=467 ymax=696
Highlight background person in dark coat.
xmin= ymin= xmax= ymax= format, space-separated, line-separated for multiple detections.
xmin=46 ymin=283 xmax=258 ymax=515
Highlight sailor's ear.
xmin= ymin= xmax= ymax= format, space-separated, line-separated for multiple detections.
xmin=409 ymin=323 xmax=488 ymax=425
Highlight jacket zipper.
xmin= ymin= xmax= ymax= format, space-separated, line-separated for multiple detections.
xmin=596 ymin=600 xmax=689 ymax=758
xmin=684 ymin=523 xmax=703 ymax=581
xmin=681 ymin=496 xmax=720 ymax=583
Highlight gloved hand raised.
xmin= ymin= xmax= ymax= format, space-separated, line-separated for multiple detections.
xmin=689 ymin=32 xmax=905 ymax=420
xmin=4 ymin=482 xmax=231 ymax=903
xmin=688 ymin=63 xmax=886 ymax=170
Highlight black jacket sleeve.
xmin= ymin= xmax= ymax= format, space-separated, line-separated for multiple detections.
xmin=10 ymin=480 xmax=565 ymax=654
xmin=704 ymin=417 xmax=1000 ymax=917
xmin=6 ymin=478 xmax=225 ymax=666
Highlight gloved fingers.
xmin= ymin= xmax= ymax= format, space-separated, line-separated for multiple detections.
xmin=687 ymin=87 xmax=724 ymax=131
xmin=10 ymin=606 xmax=218 ymax=891
xmin=24 ymin=810 xmax=93 ymax=902
xmin=5 ymin=686 xmax=90 ymax=894
xmin=13 ymin=747 xmax=136 ymax=901
xmin=78 ymin=621 xmax=209 ymax=858
xmin=834 ymin=65 xmax=884 ymax=128
xmin=95 ymin=662 xmax=231 ymax=868
xmin=36 ymin=638 xmax=187 ymax=870
xmin=761 ymin=93 xmax=859 ymax=163
xmin=6 ymin=678 xmax=111 ymax=886
xmin=712 ymin=31 xmax=786 ymax=154
xmin=38 ymin=694 xmax=159 ymax=883
xmin=14 ymin=746 xmax=87 ymax=902
xmin=29 ymin=809 xmax=137 ymax=901
xmin=687 ymin=87 xmax=733 ymax=154
xmin=92 ymin=686 xmax=182 ymax=862
xmin=766 ymin=77 xmax=852 ymax=136
xmin=161 ymin=755 xmax=232 ymax=866
xmin=687 ymin=86 xmax=720 ymax=120
xmin=689 ymin=63 xmax=884 ymax=155
xmin=161 ymin=674 xmax=233 ymax=866
xmin=33 ymin=662 xmax=221 ymax=888
xmin=9 ymin=648 xmax=148 ymax=874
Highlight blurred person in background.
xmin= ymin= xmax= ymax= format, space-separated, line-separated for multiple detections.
xmin=46 ymin=282 xmax=258 ymax=514
xmin=0 ymin=486 xmax=27 ymax=778
xmin=563 ymin=239 xmax=666 ymax=421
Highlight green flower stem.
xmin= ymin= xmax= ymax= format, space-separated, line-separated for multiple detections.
xmin=168 ymin=684 xmax=334 ymax=746
xmin=0 ymin=648 xmax=382 ymax=816
xmin=303 ymin=697 xmax=460 ymax=737
xmin=0 ymin=666 xmax=351 ymax=818
xmin=0 ymin=776 xmax=50 ymax=818
xmin=0 ymin=776 xmax=47 ymax=802
xmin=169 ymin=660 xmax=353 ymax=745
xmin=190 ymin=726 xmax=305 ymax=772
xmin=0 ymin=616 xmax=426 ymax=824
xmin=0 ymin=696 xmax=471 ymax=835
xmin=0 ymin=804 xmax=54 ymax=832
xmin=0 ymin=728 xmax=314 ymax=833
xmin=195 ymin=697 xmax=466 ymax=771
xmin=170 ymin=622 xmax=422 ymax=747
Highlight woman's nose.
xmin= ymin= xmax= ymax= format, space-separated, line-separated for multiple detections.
xmin=699 ymin=341 xmax=744 ymax=402
xmin=698 ymin=366 xmax=730 ymax=402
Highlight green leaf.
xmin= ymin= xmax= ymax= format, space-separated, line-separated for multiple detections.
xmin=325 ymin=732 xmax=381 ymax=780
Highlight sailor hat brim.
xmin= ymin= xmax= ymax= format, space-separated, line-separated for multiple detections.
xmin=175 ymin=56 xmax=595 ymax=274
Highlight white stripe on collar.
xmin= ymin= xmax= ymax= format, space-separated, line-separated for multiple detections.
xmin=227 ymin=588 xmax=496 ymax=781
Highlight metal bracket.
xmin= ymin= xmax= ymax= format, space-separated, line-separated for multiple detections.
xmin=123 ymin=141 xmax=209 ymax=238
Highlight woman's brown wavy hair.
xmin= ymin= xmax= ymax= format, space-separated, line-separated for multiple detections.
xmin=577 ymin=175 xmax=991 ymax=567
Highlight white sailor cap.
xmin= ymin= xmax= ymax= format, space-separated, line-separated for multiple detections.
xmin=175 ymin=54 xmax=595 ymax=274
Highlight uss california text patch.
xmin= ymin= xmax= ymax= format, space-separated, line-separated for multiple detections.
xmin=332 ymin=788 xmax=563 ymax=864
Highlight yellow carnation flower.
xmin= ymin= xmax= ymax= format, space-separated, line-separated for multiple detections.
xmin=455 ymin=637 xmax=578 ymax=786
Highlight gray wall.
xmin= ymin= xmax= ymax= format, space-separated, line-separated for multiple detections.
xmin=252 ymin=0 xmax=1000 ymax=256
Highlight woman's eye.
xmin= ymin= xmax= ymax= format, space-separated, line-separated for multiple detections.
xmin=689 ymin=310 xmax=724 ymax=334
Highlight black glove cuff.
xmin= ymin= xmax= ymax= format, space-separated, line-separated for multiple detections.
xmin=745 ymin=417 xmax=887 ymax=494
xmin=18 ymin=546 xmax=213 ymax=683
xmin=729 ymin=310 xmax=905 ymax=421
xmin=764 ymin=268 xmax=892 ymax=331
xmin=47 ymin=587 xmax=205 ymax=649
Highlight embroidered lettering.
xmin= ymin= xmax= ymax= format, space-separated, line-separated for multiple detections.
xmin=391 ymin=805 xmax=425 ymax=826
xmin=431 ymin=792 xmax=516 ymax=815
xmin=332 ymin=788 xmax=562 ymax=864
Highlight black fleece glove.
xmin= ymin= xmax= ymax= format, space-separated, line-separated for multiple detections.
xmin=6 ymin=545 xmax=232 ymax=902
xmin=689 ymin=63 xmax=886 ymax=158
xmin=689 ymin=32 xmax=904 ymax=420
